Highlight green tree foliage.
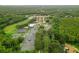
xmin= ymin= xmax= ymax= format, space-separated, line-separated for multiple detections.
xmin=53 ymin=17 xmax=60 ymax=34
xmin=0 ymin=31 xmax=23 ymax=52
xmin=17 ymin=37 xmax=24 ymax=43
xmin=48 ymin=40 xmax=63 ymax=53
xmin=35 ymin=25 xmax=64 ymax=53
xmin=43 ymin=34 xmax=50 ymax=52
xmin=35 ymin=31 xmax=43 ymax=51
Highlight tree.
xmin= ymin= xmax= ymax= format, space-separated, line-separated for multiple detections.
xmin=17 ymin=37 xmax=24 ymax=43
xmin=48 ymin=40 xmax=64 ymax=53
xmin=43 ymin=34 xmax=50 ymax=52
xmin=47 ymin=28 xmax=53 ymax=39
xmin=0 ymin=45 xmax=6 ymax=53
xmin=35 ymin=32 xmax=43 ymax=51
xmin=53 ymin=17 xmax=60 ymax=34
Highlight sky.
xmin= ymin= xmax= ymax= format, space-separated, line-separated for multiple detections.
xmin=0 ymin=0 xmax=79 ymax=5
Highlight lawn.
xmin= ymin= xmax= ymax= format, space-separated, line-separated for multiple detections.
xmin=4 ymin=24 xmax=17 ymax=34
xmin=0 ymin=18 xmax=3 ymax=20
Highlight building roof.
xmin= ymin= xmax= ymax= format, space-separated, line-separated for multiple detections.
xmin=29 ymin=24 xmax=35 ymax=27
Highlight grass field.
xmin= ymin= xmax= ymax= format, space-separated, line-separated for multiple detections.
xmin=4 ymin=24 xmax=17 ymax=34
xmin=4 ymin=17 xmax=32 ymax=34
xmin=4 ymin=19 xmax=28 ymax=34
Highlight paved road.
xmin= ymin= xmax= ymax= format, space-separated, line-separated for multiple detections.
xmin=20 ymin=25 xmax=37 ymax=51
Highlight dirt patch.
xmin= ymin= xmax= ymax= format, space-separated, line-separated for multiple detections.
xmin=65 ymin=44 xmax=77 ymax=53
